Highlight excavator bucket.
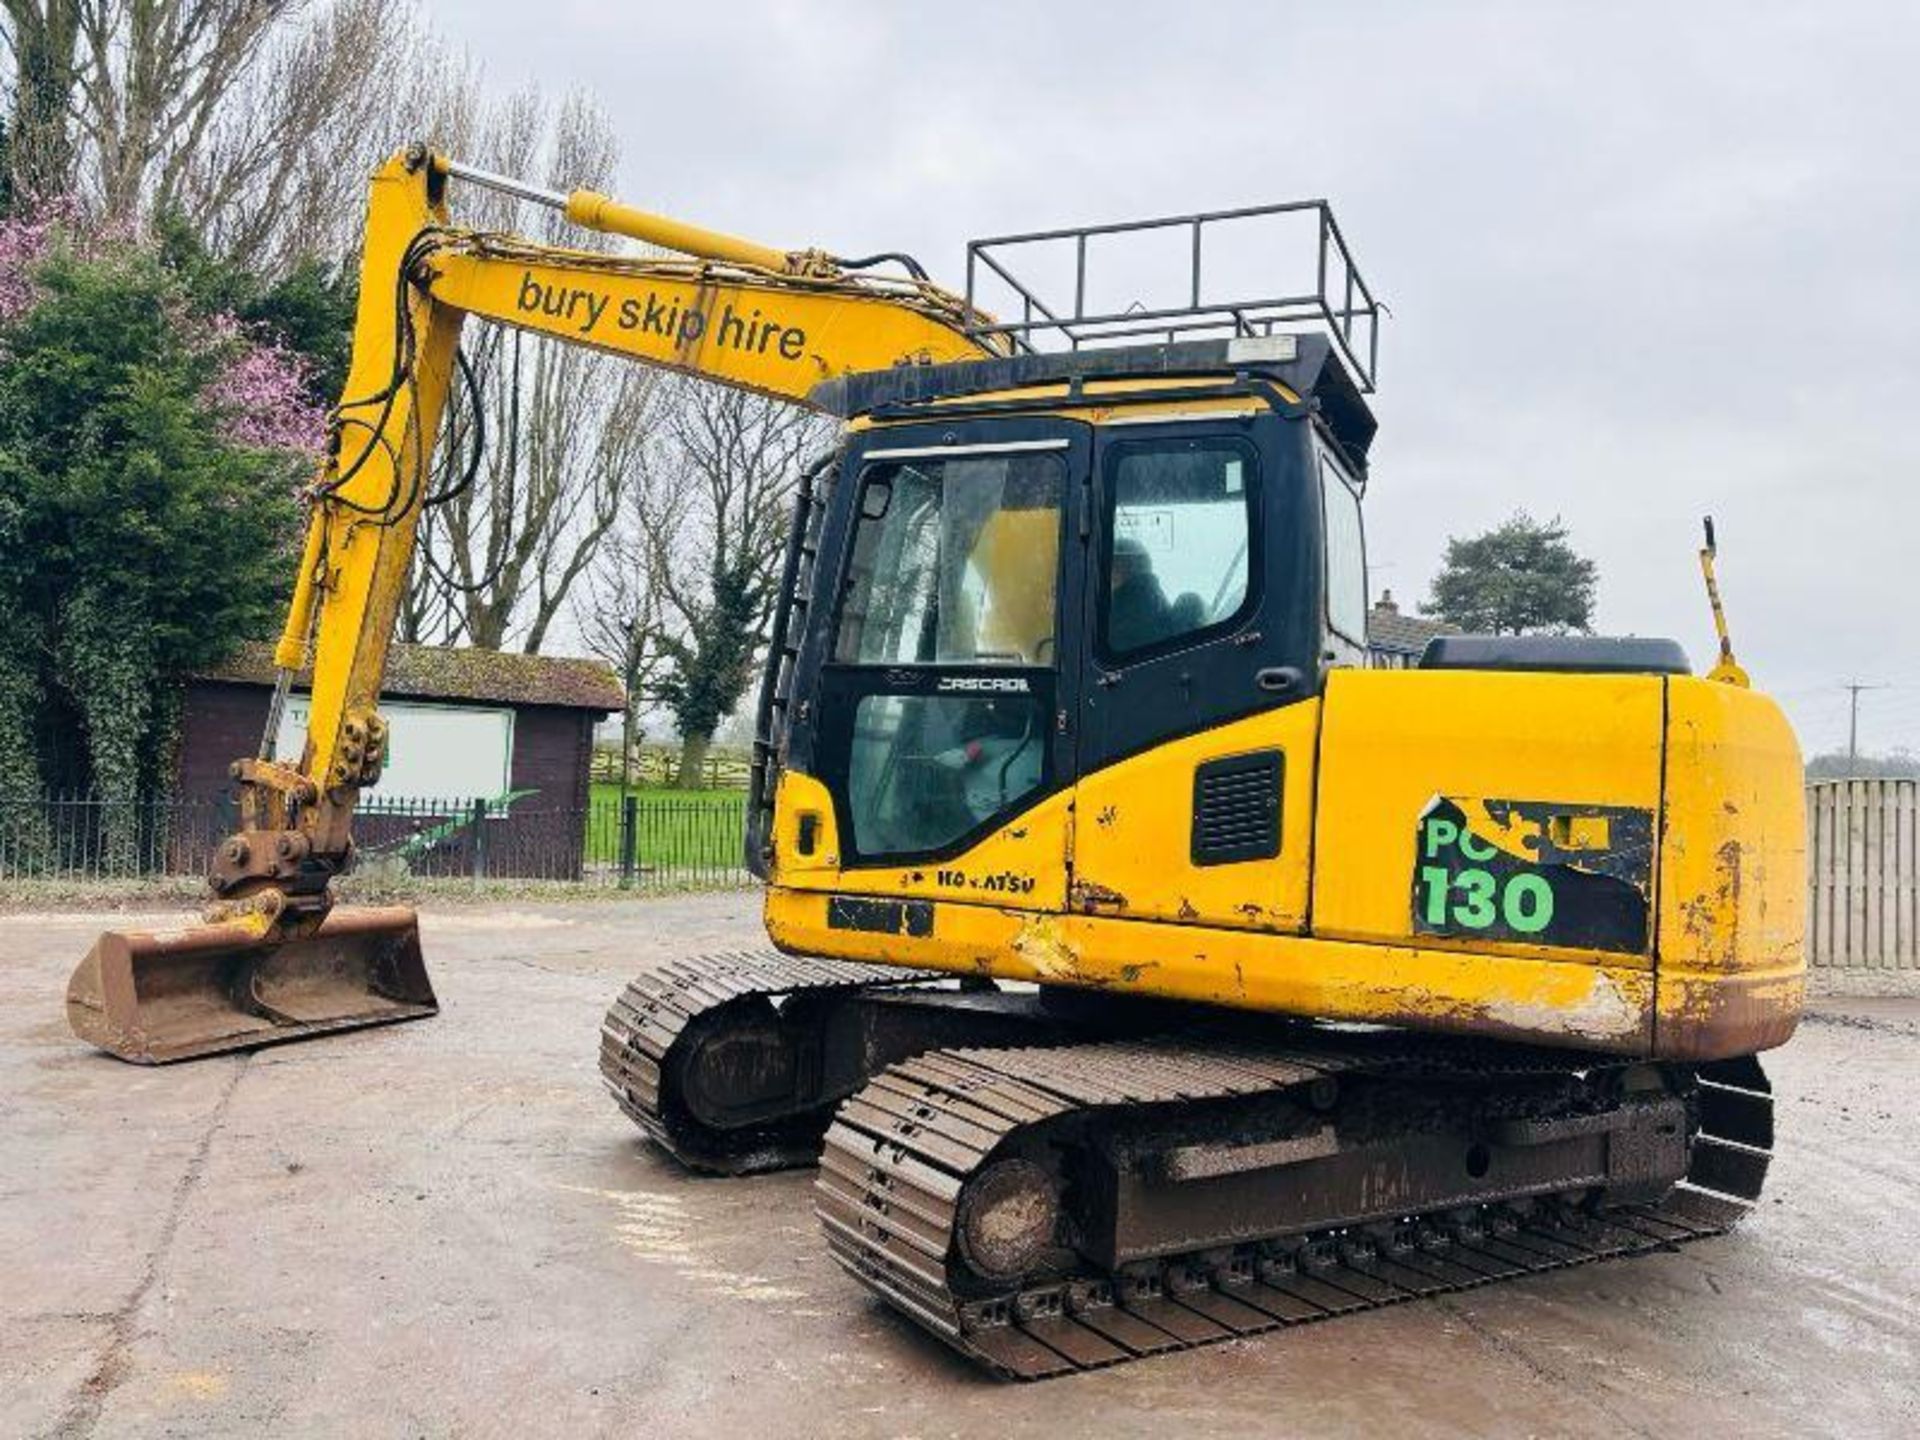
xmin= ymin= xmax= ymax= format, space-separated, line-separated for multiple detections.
xmin=66 ymin=906 xmax=437 ymax=1064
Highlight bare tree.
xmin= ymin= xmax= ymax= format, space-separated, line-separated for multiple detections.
xmin=632 ymin=378 xmax=834 ymax=788
xmin=402 ymin=88 xmax=658 ymax=655
xmin=1 ymin=0 xmax=452 ymax=272
xmin=573 ymin=513 xmax=671 ymax=791
xmin=68 ymin=1 xmax=286 ymax=223
xmin=167 ymin=0 xmax=463 ymax=272
xmin=1 ymin=0 xmax=79 ymax=204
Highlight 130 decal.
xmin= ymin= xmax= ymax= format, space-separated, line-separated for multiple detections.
xmin=1411 ymin=797 xmax=1653 ymax=953
xmin=1417 ymin=812 xmax=1556 ymax=935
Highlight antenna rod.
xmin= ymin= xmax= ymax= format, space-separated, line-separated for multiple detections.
xmin=1697 ymin=516 xmax=1748 ymax=688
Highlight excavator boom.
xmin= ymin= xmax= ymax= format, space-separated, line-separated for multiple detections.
xmin=67 ymin=145 xmax=998 ymax=1063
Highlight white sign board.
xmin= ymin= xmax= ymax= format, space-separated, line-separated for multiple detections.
xmin=276 ymin=697 xmax=515 ymax=805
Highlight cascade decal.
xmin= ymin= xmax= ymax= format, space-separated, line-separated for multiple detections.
xmin=936 ymin=676 xmax=1031 ymax=694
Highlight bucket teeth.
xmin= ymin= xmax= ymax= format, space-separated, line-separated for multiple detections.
xmin=66 ymin=906 xmax=437 ymax=1063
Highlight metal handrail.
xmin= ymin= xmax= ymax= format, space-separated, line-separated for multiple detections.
xmin=963 ymin=199 xmax=1382 ymax=391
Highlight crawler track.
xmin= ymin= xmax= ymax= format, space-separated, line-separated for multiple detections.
xmin=818 ymin=1036 xmax=1774 ymax=1379
xmin=599 ymin=950 xmax=940 ymax=1173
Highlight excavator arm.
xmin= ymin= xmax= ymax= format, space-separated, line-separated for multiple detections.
xmin=66 ymin=145 xmax=999 ymax=1062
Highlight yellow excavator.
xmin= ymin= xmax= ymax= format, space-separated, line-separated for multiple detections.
xmin=68 ymin=147 xmax=1804 ymax=1379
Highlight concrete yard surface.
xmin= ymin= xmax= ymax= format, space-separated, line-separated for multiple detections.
xmin=3 ymin=896 xmax=1916 ymax=1439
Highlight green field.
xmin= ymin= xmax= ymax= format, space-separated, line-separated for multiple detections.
xmin=584 ymin=783 xmax=746 ymax=870
xmin=587 ymin=782 xmax=745 ymax=809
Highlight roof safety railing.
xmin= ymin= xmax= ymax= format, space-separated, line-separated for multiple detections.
xmin=963 ymin=200 xmax=1382 ymax=392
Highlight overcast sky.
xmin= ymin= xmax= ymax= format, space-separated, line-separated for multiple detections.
xmin=428 ymin=0 xmax=1919 ymax=758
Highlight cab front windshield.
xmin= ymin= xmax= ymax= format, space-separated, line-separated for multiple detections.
xmin=834 ymin=452 xmax=1062 ymax=667
xmin=833 ymin=450 xmax=1062 ymax=857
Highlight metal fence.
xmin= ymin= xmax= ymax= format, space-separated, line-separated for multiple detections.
xmin=1807 ymin=779 xmax=1918 ymax=971
xmin=15 ymin=781 xmax=1916 ymax=953
xmin=0 ymin=790 xmax=752 ymax=890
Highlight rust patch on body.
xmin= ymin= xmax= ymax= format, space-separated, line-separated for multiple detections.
xmin=1677 ymin=837 xmax=1747 ymax=968
xmin=1484 ymin=970 xmax=1643 ymax=1046
xmin=1069 ymin=878 xmax=1127 ymax=911
xmin=1656 ymin=966 xmax=1802 ymax=1060
xmin=1010 ymin=915 xmax=1100 ymax=985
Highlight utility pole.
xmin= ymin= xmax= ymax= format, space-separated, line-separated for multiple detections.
xmin=1843 ymin=681 xmax=1890 ymax=767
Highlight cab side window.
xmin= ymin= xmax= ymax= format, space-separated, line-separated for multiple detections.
xmin=1320 ymin=451 xmax=1367 ymax=651
xmin=1099 ymin=438 xmax=1256 ymax=661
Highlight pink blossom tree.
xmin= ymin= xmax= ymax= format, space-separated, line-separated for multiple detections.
xmin=0 ymin=201 xmax=328 ymax=832
xmin=196 ymin=321 xmax=331 ymax=459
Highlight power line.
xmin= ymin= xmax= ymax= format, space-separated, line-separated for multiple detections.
xmin=1871 ymin=694 xmax=1920 ymax=719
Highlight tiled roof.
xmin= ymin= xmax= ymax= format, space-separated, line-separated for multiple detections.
xmin=198 ymin=640 xmax=625 ymax=713
xmin=1368 ymin=603 xmax=1458 ymax=657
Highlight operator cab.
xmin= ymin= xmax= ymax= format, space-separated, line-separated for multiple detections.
xmin=754 ymin=333 xmax=1378 ymax=874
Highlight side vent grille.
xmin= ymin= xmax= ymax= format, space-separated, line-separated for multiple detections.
xmin=1191 ymin=751 xmax=1284 ymax=866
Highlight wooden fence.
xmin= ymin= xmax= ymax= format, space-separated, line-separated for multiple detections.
xmin=1807 ymin=779 xmax=1918 ymax=970
xmin=590 ymin=744 xmax=751 ymax=790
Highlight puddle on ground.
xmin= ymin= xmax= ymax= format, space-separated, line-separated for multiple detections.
xmin=559 ymin=1183 xmax=818 ymax=1310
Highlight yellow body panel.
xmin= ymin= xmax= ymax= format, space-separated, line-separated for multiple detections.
xmin=845 ymin=391 xmax=1274 ymax=432
xmin=763 ymin=887 xmax=1658 ymax=1052
xmin=1654 ymin=678 xmax=1806 ymax=1056
xmin=1311 ymin=669 xmax=1664 ymax=965
xmin=771 ymin=769 xmax=1073 ymax=912
xmin=1072 ymin=701 xmax=1319 ymax=931
xmin=766 ymin=668 xmax=1805 ymax=1061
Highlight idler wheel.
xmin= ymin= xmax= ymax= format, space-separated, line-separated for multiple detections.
xmin=955 ymin=1158 xmax=1059 ymax=1285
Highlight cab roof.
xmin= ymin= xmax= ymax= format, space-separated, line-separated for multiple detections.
xmin=808 ymin=334 xmax=1378 ymax=463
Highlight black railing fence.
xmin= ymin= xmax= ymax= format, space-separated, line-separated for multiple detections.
xmin=0 ymin=791 xmax=751 ymax=890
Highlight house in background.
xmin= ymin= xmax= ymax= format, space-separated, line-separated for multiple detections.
xmin=1367 ymin=589 xmax=1458 ymax=669
xmin=175 ymin=641 xmax=624 ymax=878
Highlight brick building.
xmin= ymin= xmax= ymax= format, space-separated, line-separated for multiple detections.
xmin=176 ymin=642 xmax=623 ymax=879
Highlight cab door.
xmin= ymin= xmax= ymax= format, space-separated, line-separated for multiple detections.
xmin=1068 ymin=413 xmax=1324 ymax=932
xmin=805 ymin=419 xmax=1092 ymax=910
